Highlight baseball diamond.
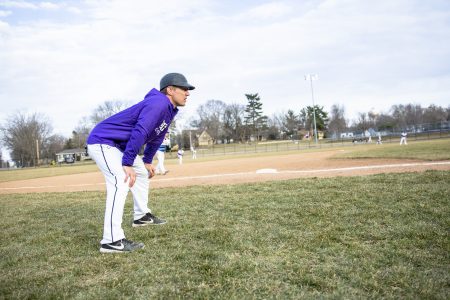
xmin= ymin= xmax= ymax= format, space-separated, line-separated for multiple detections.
xmin=1 ymin=150 xmax=450 ymax=194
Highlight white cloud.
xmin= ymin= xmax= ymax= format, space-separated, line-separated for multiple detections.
xmin=0 ymin=0 xmax=38 ymax=9
xmin=0 ymin=19 xmax=8 ymax=30
xmin=0 ymin=9 xmax=11 ymax=16
xmin=66 ymin=6 xmax=81 ymax=14
xmin=0 ymin=0 xmax=63 ymax=10
xmin=39 ymin=2 xmax=59 ymax=10
xmin=244 ymin=2 xmax=291 ymax=19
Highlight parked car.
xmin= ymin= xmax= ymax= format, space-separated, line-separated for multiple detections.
xmin=65 ymin=156 xmax=75 ymax=163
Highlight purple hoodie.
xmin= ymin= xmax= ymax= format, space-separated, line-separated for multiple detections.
xmin=87 ymin=88 xmax=178 ymax=166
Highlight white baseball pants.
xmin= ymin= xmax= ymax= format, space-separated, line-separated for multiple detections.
xmin=88 ymin=144 xmax=151 ymax=244
xmin=155 ymin=150 xmax=166 ymax=174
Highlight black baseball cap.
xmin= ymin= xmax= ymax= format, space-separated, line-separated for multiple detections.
xmin=160 ymin=73 xmax=195 ymax=91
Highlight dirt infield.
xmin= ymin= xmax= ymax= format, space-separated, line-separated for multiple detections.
xmin=1 ymin=150 xmax=450 ymax=194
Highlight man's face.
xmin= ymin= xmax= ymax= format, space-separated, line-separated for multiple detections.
xmin=169 ymin=86 xmax=190 ymax=107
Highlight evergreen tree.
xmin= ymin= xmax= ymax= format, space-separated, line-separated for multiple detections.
xmin=299 ymin=105 xmax=329 ymax=132
xmin=244 ymin=93 xmax=264 ymax=140
xmin=282 ymin=110 xmax=299 ymax=138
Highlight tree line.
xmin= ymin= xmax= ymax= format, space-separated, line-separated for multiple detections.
xmin=186 ymin=97 xmax=449 ymax=144
xmin=1 ymin=95 xmax=449 ymax=167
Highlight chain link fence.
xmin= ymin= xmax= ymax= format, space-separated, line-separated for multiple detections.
xmin=167 ymin=121 xmax=450 ymax=159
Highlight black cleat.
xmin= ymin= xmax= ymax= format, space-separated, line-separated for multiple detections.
xmin=133 ymin=212 xmax=167 ymax=227
xmin=100 ymin=239 xmax=144 ymax=253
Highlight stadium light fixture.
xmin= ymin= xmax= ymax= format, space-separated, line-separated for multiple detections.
xmin=304 ymin=74 xmax=319 ymax=144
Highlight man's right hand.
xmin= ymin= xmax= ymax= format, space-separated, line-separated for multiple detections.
xmin=123 ymin=166 xmax=136 ymax=187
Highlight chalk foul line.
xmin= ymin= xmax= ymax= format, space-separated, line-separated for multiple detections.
xmin=153 ymin=161 xmax=450 ymax=182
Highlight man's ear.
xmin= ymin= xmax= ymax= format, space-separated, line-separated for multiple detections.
xmin=166 ymin=86 xmax=175 ymax=96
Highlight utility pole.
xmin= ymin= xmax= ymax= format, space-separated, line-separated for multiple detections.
xmin=36 ymin=139 xmax=40 ymax=167
xmin=305 ymin=74 xmax=319 ymax=144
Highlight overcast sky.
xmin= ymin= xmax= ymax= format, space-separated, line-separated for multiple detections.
xmin=1 ymin=0 xmax=449 ymax=141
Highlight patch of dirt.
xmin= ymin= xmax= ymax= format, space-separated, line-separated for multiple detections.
xmin=1 ymin=150 xmax=449 ymax=194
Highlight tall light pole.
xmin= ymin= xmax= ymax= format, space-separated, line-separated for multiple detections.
xmin=305 ymin=74 xmax=319 ymax=144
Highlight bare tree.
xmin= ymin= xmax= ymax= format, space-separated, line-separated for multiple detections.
xmin=353 ymin=112 xmax=370 ymax=133
xmin=328 ymin=104 xmax=347 ymax=137
xmin=223 ymin=103 xmax=246 ymax=142
xmin=70 ymin=116 xmax=92 ymax=149
xmin=390 ymin=103 xmax=425 ymax=130
xmin=423 ymin=104 xmax=447 ymax=124
xmin=266 ymin=113 xmax=283 ymax=140
xmin=367 ymin=111 xmax=378 ymax=129
xmin=404 ymin=104 xmax=423 ymax=126
xmin=1 ymin=112 xmax=53 ymax=167
xmin=44 ymin=134 xmax=66 ymax=160
xmin=90 ymin=100 xmax=130 ymax=124
xmin=190 ymin=100 xmax=227 ymax=143
xmin=390 ymin=104 xmax=407 ymax=129
xmin=376 ymin=113 xmax=396 ymax=131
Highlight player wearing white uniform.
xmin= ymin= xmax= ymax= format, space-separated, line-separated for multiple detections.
xmin=400 ymin=131 xmax=408 ymax=145
xmin=87 ymin=73 xmax=195 ymax=253
xmin=377 ymin=133 xmax=382 ymax=144
xmin=156 ymin=135 xmax=170 ymax=175
xmin=177 ymin=149 xmax=184 ymax=164
xmin=191 ymin=146 xmax=197 ymax=159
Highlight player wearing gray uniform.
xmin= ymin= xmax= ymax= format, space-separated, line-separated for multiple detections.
xmin=87 ymin=73 xmax=195 ymax=253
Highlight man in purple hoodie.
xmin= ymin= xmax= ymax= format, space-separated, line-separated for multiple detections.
xmin=87 ymin=73 xmax=195 ymax=253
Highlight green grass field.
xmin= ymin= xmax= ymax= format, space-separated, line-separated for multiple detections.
xmin=0 ymin=163 xmax=99 ymax=183
xmin=1 ymin=171 xmax=449 ymax=299
xmin=335 ymin=139 xmax=450 ymax=161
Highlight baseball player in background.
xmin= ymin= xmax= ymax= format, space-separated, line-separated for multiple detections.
xmin=155 ymin=134 xmax=170 ymax=175
xmin=177 ymin=148 xmax=184 ymax=164
xmin=400 ymin=131 xmax=408 ymax=145
xmin=191 ymin=146 xmax=197 ymax=159
xmin=87 ymin=73 xmax=195 ymax=253
xmin=377 ymin=133 xmax=382 ymax=144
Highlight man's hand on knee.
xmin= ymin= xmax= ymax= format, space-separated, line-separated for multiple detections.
xmin=123 ymin=166 xmax=136 ymax=187
xmin=144 ymin=163 xmax=155 ymax=179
